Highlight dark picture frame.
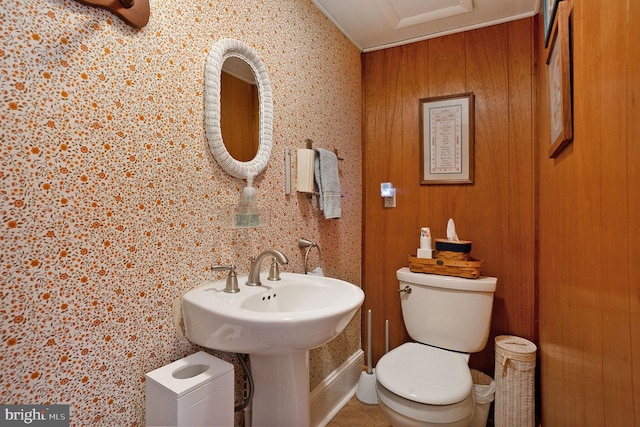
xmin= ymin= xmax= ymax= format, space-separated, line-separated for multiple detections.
xmin=543 ymin=0 xmax=560 ymax=47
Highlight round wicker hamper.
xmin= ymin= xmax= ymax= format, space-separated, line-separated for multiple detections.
xmin=494 ymin=335 xmax=537 ymax=427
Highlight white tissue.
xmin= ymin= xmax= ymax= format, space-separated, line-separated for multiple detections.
xmin=447 ymin=218 xmax=459 ymax=242
xmin=308 ymin=266 xmax=324 ymax=276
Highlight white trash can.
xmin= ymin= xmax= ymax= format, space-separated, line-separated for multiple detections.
xmin=469 ymin=369 xmax=495 ymax=427
xmin=145 ymin=351 xmax=234 ymax=427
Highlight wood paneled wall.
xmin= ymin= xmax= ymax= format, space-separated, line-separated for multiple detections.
xmin=220 ymin=71 xmax=259 ymax=162
xmin=537 ymin=0 xmax=640 ymax=425
xmin=362 ymin=1 xmax=639 ymax=423
xmin=362 ymin=19 xmax=536 ymax=374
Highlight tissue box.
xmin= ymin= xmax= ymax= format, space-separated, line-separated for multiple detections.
xmin=434 ymin=239 xmax=472 ymax=261
xmin=434 ymin=239 xmax=472 ymax=253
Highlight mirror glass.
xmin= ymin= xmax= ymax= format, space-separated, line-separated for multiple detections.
xmin=221 ymin=57 xmax=259 ymax=162
xmin=204 ymin=39 xmax=273 ymax=180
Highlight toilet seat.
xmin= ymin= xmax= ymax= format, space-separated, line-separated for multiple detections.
xmin=376 ymin=342 xmax=473 ymax=405
xmin=375 ymin=343 xmax=475 ymax=425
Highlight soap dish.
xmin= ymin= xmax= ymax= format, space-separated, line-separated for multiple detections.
xmin=217 ymin=206 xmax=272 ymax=229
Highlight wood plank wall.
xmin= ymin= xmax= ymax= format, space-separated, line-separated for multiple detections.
xmin=362 ymin=19 xmax=536 ymax=375
xmin=537 ymin=0 xmax=640 ymax=425
xmin=221 ymin=72 xmax=259 ymax=162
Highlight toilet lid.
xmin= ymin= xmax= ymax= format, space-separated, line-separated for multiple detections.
xmin=376 ymin=342 xmax=472 ymax=405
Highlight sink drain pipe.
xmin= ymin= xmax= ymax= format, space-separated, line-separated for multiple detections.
xmin=235 ymin=353 xmax=254 ymax=426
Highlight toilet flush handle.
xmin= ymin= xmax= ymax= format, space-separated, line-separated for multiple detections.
xmin=396 ymin=285 xmax=412 ymax=294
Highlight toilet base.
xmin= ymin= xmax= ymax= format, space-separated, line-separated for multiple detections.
xmin=376 ymin=382 xmax=474 ymax=427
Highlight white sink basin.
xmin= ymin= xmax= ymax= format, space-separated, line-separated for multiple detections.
xmin=182 ymin=271 xmax=364 ymax=426
xmin=181 ymin=272 xmax=364 ymax=355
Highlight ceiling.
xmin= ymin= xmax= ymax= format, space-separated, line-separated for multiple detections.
xmin=311 ymin=0 xmax=540 ymax=52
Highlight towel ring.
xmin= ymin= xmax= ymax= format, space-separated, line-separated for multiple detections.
xmin=298 ymin=238 xmax=322 ymax=274
xmin=303 ymin=244 xmax=322 ymax=274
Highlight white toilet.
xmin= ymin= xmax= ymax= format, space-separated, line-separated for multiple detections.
xmin=375 ymin=267 xmax=497 ymax=427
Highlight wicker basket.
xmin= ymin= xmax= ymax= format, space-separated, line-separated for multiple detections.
xmin=408 ymin=255 xmax=482 ymax=279
xmin=494 ymin=335 xmax=537 ymax=427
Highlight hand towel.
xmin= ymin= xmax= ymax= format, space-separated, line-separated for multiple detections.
xmin=314 ymin=148 xmax=342 ymax=219
xmin=173 ymin=295 xmax=186 ymax=337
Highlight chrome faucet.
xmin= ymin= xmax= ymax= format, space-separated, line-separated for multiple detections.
xmin=246 ymin=249 xmax=289 ymax=286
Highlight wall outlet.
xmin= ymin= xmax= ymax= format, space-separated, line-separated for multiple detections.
xmin=384 ymin=190 xmax=396 ymax=208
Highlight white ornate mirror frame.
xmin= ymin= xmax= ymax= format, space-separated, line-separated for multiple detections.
xmin=204 ymin=39 xmax=273 ymax=179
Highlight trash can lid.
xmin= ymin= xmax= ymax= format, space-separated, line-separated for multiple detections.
xmin=145 ymin=351 xmax=234 ymax=397
xmin=495 ymin=335 xmax=537 ymax=361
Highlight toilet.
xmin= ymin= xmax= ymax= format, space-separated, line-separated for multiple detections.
xmin=375 ymin=267 xmax=497 ymax=427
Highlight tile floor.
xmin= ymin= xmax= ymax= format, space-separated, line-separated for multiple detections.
xmin=326 ymin=395 xmax=391 ymax=427
xmin=327 ymin=394 xmax=495 ymax=427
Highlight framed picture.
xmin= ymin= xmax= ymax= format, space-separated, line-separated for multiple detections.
xmin=546 ymin=1 xmax=573 ymax=158
xmin=419 ymin=93 xmax=474 ymax=184
xmin=543 ymin=0 xmax=560 ymax=47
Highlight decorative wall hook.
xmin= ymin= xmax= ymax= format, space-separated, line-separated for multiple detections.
xmin=74 ymin=0 xmax=150 ymax=29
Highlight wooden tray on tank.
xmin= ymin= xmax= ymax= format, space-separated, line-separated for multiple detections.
xmin=408 ymin=255 xmax=483 ymax=279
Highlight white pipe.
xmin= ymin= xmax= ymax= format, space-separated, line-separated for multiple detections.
xmin=366 ymin=309 xmax=373 ymax=374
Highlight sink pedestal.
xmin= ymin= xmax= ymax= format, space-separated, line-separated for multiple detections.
xmin=250 ymin=351 xmax=310 ymax=427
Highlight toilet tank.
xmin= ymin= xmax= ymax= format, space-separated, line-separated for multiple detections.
xmin=396 ymin=267 xmax=497 ymax=353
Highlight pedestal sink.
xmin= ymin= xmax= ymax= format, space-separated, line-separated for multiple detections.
xmin=181 ymin=272 xmax=364 ymax=427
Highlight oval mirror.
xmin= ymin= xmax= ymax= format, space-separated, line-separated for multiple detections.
xmin=204 ymin=39 xmax=273 ymax=179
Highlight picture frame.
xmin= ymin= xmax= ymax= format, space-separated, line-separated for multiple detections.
xmin=543 ymin=0 xmax=560 ymax=47
xmin=419 ymin=93 xmax=474 ymax=185
xmin=546 ymin=1 xmax=573 ymax=158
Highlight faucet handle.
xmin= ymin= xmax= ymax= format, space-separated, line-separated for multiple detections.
xmin=211 ymin=264 xmax=240 ymax=293
xmin=268 ymin=258 xmax=281 ymax=281
xmin=211 ymin=264 xmax=236 ymax=274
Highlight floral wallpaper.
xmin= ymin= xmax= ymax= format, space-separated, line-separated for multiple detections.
xmin=0 ymin=0 xmax=362 ymax=425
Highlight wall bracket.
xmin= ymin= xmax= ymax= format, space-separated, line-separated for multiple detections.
xmin=74 ymin=0 xmax=150 ymax=29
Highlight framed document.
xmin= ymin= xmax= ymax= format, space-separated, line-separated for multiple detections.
xmin=420 ymin=93 xmax=474 ymax=185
